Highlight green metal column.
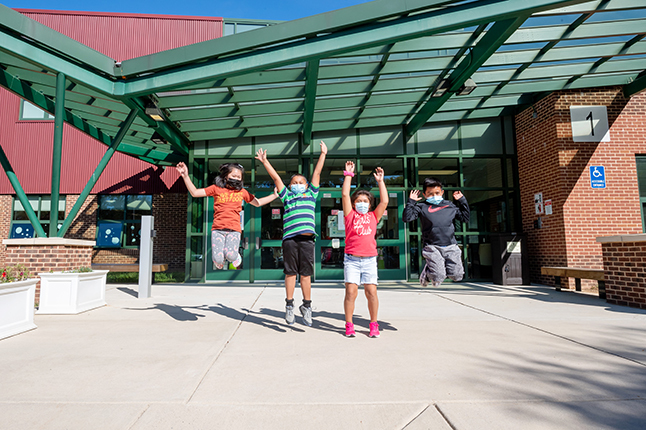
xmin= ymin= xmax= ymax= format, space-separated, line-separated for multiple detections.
xmin=0 ymin=143 xmax=47 ymax=238
xmin=50 ymin=72 xmax=66 ymax=236
xmin=57 ymin=109 xmax=138 ymax=238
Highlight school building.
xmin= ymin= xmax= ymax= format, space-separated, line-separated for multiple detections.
xmin=1 ymin=1 xmax=646 ymax=306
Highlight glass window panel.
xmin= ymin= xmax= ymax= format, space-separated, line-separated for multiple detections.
xmin=261 ymin=247 xmax=284 ymax=270
xmin=10 ymin=223 xmax=34 ymax=239
xmin=462 ymin=190 xmax=505 ymax=233
xmin=255 ymin=134 xmax=299 ymax=156
xmin=99 ymin=195 xmax=125 ymax=220
xmin=21 ymin=101 xmax=53 ymax=120
xmin=360 ymin=158 xmax=404 ymax=187
xmin=409 ymin=235 xmax=419 ymax=279
xmin=376 ymin=194 xmax=399 ymax=240
xmin=96 ymin=222 xmax=123 ymax=248
xmin=13 ymin=197 xmax=38 ymax=221
xmin=504 ymin=116 xmax=515 ymax=155
xmin=462 ymin=158 xmax=503 ymax=188
xmin=415 ymin=123 xmax=459 ymax=156
xmin=320 ymin=195 xmax=344 ymax=241
xmin=124 ymin=222 xmax=141 ymax=247
xmin=254 ymin=159 xmax=299 ymax=190
xmin=461 ymin=119 xmax=503 ymax=155
xmin=190 ymin=236 xmax=204 ymax=279
xmin=508 ymin=191 xmax=518 ymax=232
xmin=126 ymin=195 xmax=152 ymax=220
xmin=417 ymin=159 xmax=459 ymax=188
xmin=507 ymin=158 xmax=515 ymax=188
xmin=637 ymin=157 xmax=646 ymax=197
xmin=319 ymin=159 xmax=350 ymax=188
xmin=321 ymin=247 xmax=345 ymax=269
xmin=236 ymin=23 xmax=265 ymax=33
xmin=377 ymin=246 xmax=400 ymax=269
xmin=359 ymin=127 xmax=404 ymax=155
xmin=261 ymin=200 xmax=284 ymax=240
xmin=224 ymin=23 xmax=235 ymax=36
xmin=313 ymin=130 xmax=357 ymax=155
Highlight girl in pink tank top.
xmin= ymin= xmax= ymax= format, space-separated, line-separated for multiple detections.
xmin=341 ymin=161 xmax=389 ymax=338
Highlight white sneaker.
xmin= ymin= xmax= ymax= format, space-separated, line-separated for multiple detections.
xmin=232 ymin=255 xmax=242 ymax=268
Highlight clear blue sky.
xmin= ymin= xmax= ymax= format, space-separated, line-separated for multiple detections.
xmin=4 ymin=0 xmax=373 ymax=21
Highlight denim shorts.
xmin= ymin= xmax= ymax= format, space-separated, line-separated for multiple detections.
xmin=343 ymin=254 xmax=378 ymax=285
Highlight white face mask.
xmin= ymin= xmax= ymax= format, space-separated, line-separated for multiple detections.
xmin=290 ymin=183 xmax=306 ymax=194
xmin=426 ymin=195 xmax=443 ymax=205
xmin=355 ymin=202 xmax=370 ymax=214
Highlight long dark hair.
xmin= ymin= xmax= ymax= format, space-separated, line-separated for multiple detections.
xmin=214 ymin=163 xmax=244 ymax=190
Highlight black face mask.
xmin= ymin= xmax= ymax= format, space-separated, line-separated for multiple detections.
xmin=226 ymin=178 xmax=243 ymax=190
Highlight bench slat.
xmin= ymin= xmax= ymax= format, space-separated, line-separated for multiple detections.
xmin=541 ymin=266 xmax=604 ymax=281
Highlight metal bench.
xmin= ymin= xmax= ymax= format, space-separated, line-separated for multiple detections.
xmin=541 ymin=266 xmax=605 ymax=299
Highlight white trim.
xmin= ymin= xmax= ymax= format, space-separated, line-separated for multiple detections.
xmin=2 ymin=238 xmax=95 ymax=247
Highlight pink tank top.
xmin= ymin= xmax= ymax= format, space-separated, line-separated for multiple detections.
xmin=344 ymin=210 xmax=378 ymax=257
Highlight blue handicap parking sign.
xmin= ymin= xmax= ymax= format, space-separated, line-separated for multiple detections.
xmin=590 ymin=166 xmax=606 ymax=189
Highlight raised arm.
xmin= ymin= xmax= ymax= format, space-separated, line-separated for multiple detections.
xmin=310 ymin=141 xmax=328 ymax=188
xmin=342 ymin=161 xmax=355 ymax=217
xmin=255 ymin=149 xmax=285 ymax=192
xmin=452 ymin=191 xmax=470 ymax=223
xmin=176 ymin=162 xmax=207 ymax=198
xmin=372 ymin=167 xmax=389 ymax=220
xmin=402 ymin=190 xmax=423 ymax=222
xmin=249 ymin=189 xmax=279 ymax=207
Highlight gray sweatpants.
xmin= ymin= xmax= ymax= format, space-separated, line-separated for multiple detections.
xmin=211 ymin=230 xmax=241 ymax=265
xmin=421 ymin=244 xmax=464 ymax=285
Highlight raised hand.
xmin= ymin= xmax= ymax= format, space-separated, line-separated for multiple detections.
xmin=320 ymin=140 xmax=328 ymax=155
xmin=453 ymin=191 xmax=464 ymax=200
xmin=255 ymin=148 xmax=267 ymax=163
xmin=345 ymin=161 xmax=355 ymax=174
xmin=373 ymin=167 xmax=384 ymax=183
xmin=410 ymin=190 xmax=423 ymax=201
xmin=176 ymin=162 xmax=188 ymax=177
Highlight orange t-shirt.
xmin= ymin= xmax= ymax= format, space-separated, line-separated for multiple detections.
xmin=204 ymin=185 xmax=255 ymax=232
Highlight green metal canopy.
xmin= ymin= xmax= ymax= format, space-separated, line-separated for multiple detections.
xmin=1 ymin=0 xmax=646 ymax=163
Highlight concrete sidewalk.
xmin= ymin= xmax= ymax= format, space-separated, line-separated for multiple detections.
xmin=1 ymin=282 xmax=645 ymax=430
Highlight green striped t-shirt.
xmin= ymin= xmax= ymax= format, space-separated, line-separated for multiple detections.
xmin=278 ymin=184 xmax=319 ymax=240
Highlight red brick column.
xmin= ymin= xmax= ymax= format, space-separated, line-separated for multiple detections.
xmin=597 ymin=234 xmax=646 ymax=310
xmin=2 ymin=238 xmax=95 ymax=304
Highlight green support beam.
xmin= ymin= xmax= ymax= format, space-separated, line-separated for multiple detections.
xmin=117 ymin=0 xmax=593 ymax=97
xmin=624 ymin=72 xmax=646 ymax=97
xmin=0 ymin=143 xmax=47 ymax=238
xmin=302 ymin=59 xmax=320 ymax=146
xmin=50 ymin=72 xmax=66 ymax=237
xmin=0 ymin=67 xmax=184 ymax=165
xmin=405 ymin=15 xmax=530 ymax=139
xmin=57 ymin=109 xmax=138 ymax=238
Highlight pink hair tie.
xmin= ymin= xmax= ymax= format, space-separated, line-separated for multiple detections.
xmin=343 ymin=170 xmax=355 ymax=177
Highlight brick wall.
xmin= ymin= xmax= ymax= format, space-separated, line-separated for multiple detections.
xmin=0 ymin=195 xmax=11 ymax=265
xmin=151 ymin=193 xmax=187 ymax=271
xmin=516 ymin=87 xmax=646 ymax=290
xmin=600 ymin=239 xmax=646 ymax=309
xmin=4 ymin=241 xmax=94 ymax=302
xmin=65 ymin=194 xmax=97 ymax=240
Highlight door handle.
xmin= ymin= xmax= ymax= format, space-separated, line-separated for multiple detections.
xmin=243 ymin=237 xmax=249 ymax=250
xmin=256 ymin=237 xmax=261 ymax=248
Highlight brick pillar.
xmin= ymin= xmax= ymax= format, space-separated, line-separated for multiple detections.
xmin=597 ymin=234 xmax=646 ymax=310
xmin=2 ymin=238 xmax=95 ymax=304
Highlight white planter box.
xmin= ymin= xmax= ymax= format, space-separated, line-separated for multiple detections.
xmin=37 ymin=270 xmax=109 ymax=315
xmin=0 ymin=279 xmax=38 ymax=340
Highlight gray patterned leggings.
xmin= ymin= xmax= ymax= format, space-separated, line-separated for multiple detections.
xmin=211 ymin=230 xmax=242 ymax=265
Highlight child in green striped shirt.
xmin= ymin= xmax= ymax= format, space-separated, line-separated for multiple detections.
xmin=255 ymin=141 xmax=327 ymax=327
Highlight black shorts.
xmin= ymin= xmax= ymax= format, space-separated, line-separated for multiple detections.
xmin=283 ymin=235 xmax=315 ymax=276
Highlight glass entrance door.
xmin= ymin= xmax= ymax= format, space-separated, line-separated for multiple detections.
xmin=252 ymin=192 xmax=286 ymax=281
xmin=204 ymin=196 xmax=251 ymax=281
xmin=316 ymin=190 xmax=406 ymax=281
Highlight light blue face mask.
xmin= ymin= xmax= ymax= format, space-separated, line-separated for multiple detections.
xmin=426 ymin=195 xmax=443 ymax=205
xmin=291 ymin=183 xmax=307 ymax=194
xmin=355 ymin=202 xmax=370 ymax=214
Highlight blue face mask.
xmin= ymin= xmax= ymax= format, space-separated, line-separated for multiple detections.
xmin=355 ymin=202 xmax=370 ymax=214
xmin=290 ymin=183 xmax=307 ymax=194
xmin=426 ymin=195 xmax=443 ymax=205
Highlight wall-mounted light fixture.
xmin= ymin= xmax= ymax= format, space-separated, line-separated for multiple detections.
xmin=457 ymin=78 xmax=477 ymax=96
xmin=532 ymin=105 xmax=538 ymax=119
xmin=145 ymin=102 xmax=164 ymax=121
xmin=150 ymin=131 xmax=166 ymax=145
xmin=431 ymin=79 xmax=450 ymax=98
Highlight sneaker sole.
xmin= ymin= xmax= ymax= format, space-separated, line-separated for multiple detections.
xmin=369 ymin=334 xmax=380 ymax=338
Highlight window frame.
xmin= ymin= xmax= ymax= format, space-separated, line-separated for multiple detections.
xmin=96 ymin=195 xmax=153 ymax=249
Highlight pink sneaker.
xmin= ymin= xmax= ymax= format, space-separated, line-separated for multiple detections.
xmin=369 ymin=322 xmax=380 ymax=338
xmin=345 ymin=322 xmax=356 ymax=337
xmin=214 ymin=261 xmax=224 ymax=270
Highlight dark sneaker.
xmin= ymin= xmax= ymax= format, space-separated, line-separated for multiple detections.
xmin=299 ymin=304 xmax=312 ymax=327
xmin=285 ymin=305 xmax=295 ymax=325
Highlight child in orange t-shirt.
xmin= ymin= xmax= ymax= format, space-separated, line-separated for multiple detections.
xmin=341 ymin=161 xmax=388 ymax=338
xmin=176 ymin=162 xmax=276 ymax=269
